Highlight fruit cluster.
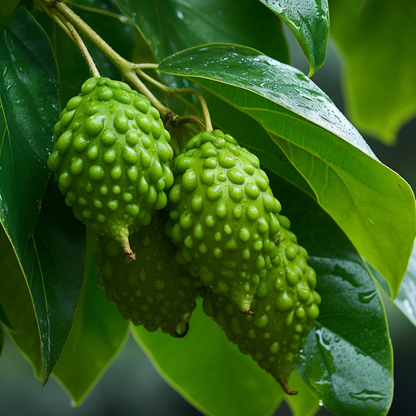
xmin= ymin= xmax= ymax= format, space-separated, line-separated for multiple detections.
xmin=47 ymin=77 xmax=320 ymax=393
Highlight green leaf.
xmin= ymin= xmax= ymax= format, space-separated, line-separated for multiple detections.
xmin=0 ymin=6 xmax=59 ymax=242
xmin=393 ymin=239 xmax=416 ymax=327
xmin=329 ymin=0 xmax=416 ymax=144
xmin=116 ymin=0 xmax=289 ymax=63
xmin=0 ymin=0 xmax=19 ymax=19
xmin=266 ymin=172 xmax=393 ymax=416
xmin=158 ymin=43 xmax=416 ymax=299
xmin=258 ymin=0 xmax=329 ymax=76
xmin=38 ymin=6 xmax=135 ymax=106
xmin=0 ymin=224 xmax=43 ymax=379
xmin=53 ymin=228 xmax=130 ymax=406
xmin=285 ymin=372 xmax=320 ymax=416
xmin=67 ymin=0 xmax=121 ymax=17
xmin=270 ymin=176 xmax=393 ymax=416
xmin=133 ymin=302 xmax=284 ymax=416
xmin=0 ymin=304 xmax=12 ymax=330
xmin=0 ymin=179 xmax=86 ymax=382
xmin=29 ymin=180 xmax=86 ymax=380
xmin=0 ymin=6 xmax=63 ymax=380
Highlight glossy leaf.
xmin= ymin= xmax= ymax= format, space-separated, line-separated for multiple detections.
xmin=116 ymin=0 xmax=289 ymax=63
xmin=0 ymin=6 xmax=58 ymax=245
xmin=53 ymin=228 xmax=130 ymax=406
xmin=329 ymin=0 xmax=416 ymax=144
xmin=133 ymin=302 xmax=284 ymax=416
xmin=268 ymin=171 xmax=393 ymax=416
xmin=158 ymin=43 xmax=416 ymax=299
xmin=0 ymin=224 xmax=43 ymax=379
xmin=38 ymin=6 xmax=135 ymax=106
xmin=0 ymin=7 xmax=61 ymax=380
xmin=393 ymin=239 xmax=416 ymax=327
xmin=259 ymin=0 xmax=329 ymax=76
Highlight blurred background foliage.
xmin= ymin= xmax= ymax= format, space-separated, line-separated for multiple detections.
xmin=1 ymin=22 xmax=416 ymax=414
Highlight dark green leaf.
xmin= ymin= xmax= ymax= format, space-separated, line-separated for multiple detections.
xmin=0 ymin=6 xmax=58 ymax=244
xmin=329 ymin=0 xmax=416 ymax=144
xmin=0 ymin=296 xmax=13 ymax=329
xmin=158 ymin=43 xmax=416 ymax=299
xmin=116 ymin=0 xmax=289 ymax=63
xmin=133 ymin=302 xmax=284 ymax=416
xmin=393 ymin=239 xmax=416 ymax=327
xmin=269 ymin=176 xmax=393 ymax=416
xmin=53 ymin=228 xmax=130 ymax=406
xmin=29 ymin=180 xmax=86 ymax=381
xmin=259 ymin=0 xmax=329 ymax=75
xmin=38 ymin=7 xmax=135 ymax=106
xmin=0 ymin=224 xmax=43 ymax=379
xmin=0 ymin=6 xmax=61 ymax=380
xmin=0 ymin=0 xmax=19 ymax=19
xmin=285 ymin=372 xmax=320 ymax=416
xmin=67 ymin=0 xmax=121 ymax=17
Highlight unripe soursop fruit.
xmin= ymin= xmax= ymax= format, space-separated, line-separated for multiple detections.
xmin=47 ymin=77 xmax=174 ymax=259
xmin=165 ymin=130 xmax=282 ymax=313
xmin=202 ymin=223 xmax=320 ymax=394
xmin=95 ymin=212 xmax=202 ymax=336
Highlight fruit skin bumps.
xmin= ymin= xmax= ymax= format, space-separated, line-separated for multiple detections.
xmin=165 ymin=130 xmax=282 ymax=313
xmin=95 ymin=212 xmax=202 ymax=337
xmin=47 ymin=77 xmax=174 ymax=259
xmin=202 ymin=223 xmax=320 ymax=394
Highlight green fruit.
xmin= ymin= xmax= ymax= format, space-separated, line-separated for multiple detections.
xmin=47 ymin=77 xmax=174 ymax=259
xmin=166 ymin=130 xmax=282 ymax=313
xmin=202 ymin=225 xmax=320 ymax=394
xmin=95 ymin=212 xmax=202 ymax=336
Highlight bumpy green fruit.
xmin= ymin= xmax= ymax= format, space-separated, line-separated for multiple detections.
xmin=202 ymin=224 xmax=320 ymax=394
xmin=47 ymin=77 xmax=174 ymax=259
xmin=166 ymin=130 xmax=282 ymax=313
xmin=95 ymin=213 xmax=202 ymax=336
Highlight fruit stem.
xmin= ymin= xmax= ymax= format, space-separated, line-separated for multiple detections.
xmin=170 ymin=114 xmax=206 ymax=129
xmin=173 ymin=88 xmax=213 ymax=131
xmin=131 ymin=63 xmax=159 ymax=70
xmin=51 ymin=1 xmax=171 ymax=118
xmin=50 ymin=8 xmax=100 ymax=77
xmin=134 ymin=69 xmax=212 ymax=130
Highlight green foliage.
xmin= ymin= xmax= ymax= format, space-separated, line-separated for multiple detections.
xmin=330 ymin=0 xmax=416 ymax=144
xmin=0 ymin=1 xmax=415 ymax=415
xmin=52 ymin=228 xmax=130 ymax=405
xmin=258 ymin=0 xmax=329 ymax=76
xmin=158 ymin=44 xmax=416 ymax=298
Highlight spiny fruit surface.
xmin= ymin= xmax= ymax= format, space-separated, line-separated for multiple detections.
xmin=202 ymin=223 xmax=320 ymax=394
xmin=47 ymin=77 xmax=174 ymax=259
xmin=165 ymin=130 xmax=282 ymax=313
xmin=95 ymin=212 xmax=202 ymax=337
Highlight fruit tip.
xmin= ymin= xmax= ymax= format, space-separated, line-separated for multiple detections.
xmin=282 ymin=383 xmax=298 ymax=395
